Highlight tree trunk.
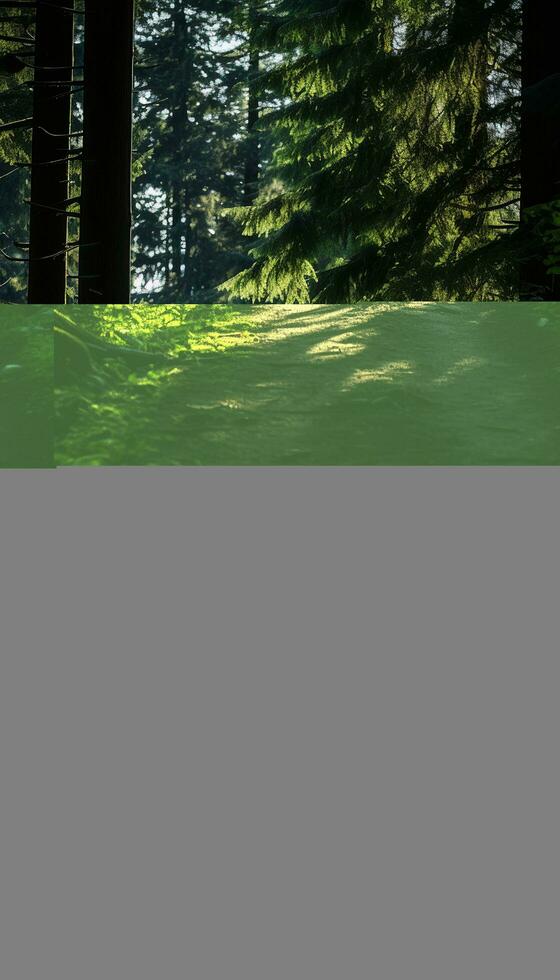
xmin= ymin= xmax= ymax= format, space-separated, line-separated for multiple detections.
xmin=27 ymin=0 xmax=74 ymax=304
xmin=165 ymin=189 xmax=172 ymax=290
xmin=244 ymin=3 xmax=260 ymax=205
xmin=169 ymin=1 xmax=188 ymax=292
xmin=170 ymin=183 xmax=183 ymax=288
xmin=182 ymin=205 xmax=192 ymax=297
xmin=520 ymin=0 xmax=560 ymax=299
xmin=78 ymin=0 xmax=135 ymax=303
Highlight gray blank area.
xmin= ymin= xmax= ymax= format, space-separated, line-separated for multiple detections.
xmin=1 ymin=469 xmax=559 ymax=980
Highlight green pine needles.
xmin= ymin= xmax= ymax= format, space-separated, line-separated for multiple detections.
xmin=222 ymin=0 xmax=522 ymax=303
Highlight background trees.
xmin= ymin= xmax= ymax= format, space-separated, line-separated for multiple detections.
xmin=133 ymin=0 xmax=246 ymax=300
xmin=132 ymin=0 xmax=271 ymax=301
xmin=0 ymin=0 xmax=556 ymax=304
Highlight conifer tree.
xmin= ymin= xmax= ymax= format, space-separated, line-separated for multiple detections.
xmin=0 ymin=0 xmax=537 ymax=305
xmin=223 ymin=0 xmax=521 ymax=303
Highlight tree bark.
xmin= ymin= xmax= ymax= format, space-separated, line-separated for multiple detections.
xmin=78 ymin=0 xmax=135 ymax=303
xmin=520 ymin=0 xmax=560 ymax=299
xmin=169 ymin=1 xmax=187 ymax=291
xmin=170 ymin=182 xmax=183 ymax=288
xmin=244 ymin=3 xmax=260 ymax=205
xmin=165 ymin=189 xmax=172 ymax=290
xmin=27 ymin=0 xmax=74 ymax=304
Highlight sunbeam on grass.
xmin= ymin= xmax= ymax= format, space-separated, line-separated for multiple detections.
xmin=51 ymin=303 xmax=560 ymax=467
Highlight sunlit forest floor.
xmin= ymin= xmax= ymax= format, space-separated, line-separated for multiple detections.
xmin=50 ymin=303 xmax=560 ymax=467
xmin=2 ymin=304 xmax=558 ymax=468
xmin=1 ymin=306 xmax=53 ymax=468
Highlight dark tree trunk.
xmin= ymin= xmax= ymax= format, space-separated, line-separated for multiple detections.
xmin=78 ymin=0 xmax=135 ymax=303
xmin=182 ymin=206 xmax=193 ymax=296
xmin=165 ymin=189 xmax=172 ymax=290
xmin=244 ymin=6 xmax=260 ymax=205
xmin=520 ymin=0 xmax=560 ymax=300
xmin=170 ymin=1 xmax=188 ymax=291
xmin=170 ymin=183 xmax=183 ymax=288
xmin=27 ymin=0 xmax=74 ymax=304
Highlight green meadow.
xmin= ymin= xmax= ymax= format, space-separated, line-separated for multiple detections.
xmin=55 ymin=303 xmax=559 ymax=467
xmin=2 ymin=303 xmax=559 ymax=468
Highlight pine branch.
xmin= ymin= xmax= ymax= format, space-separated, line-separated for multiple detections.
xmin=0 ymin=33 xmax=34 ymax=42
xmin=26 ymin=198 xmax=80 ymax=218
xmin=0 ymin=164 xmax=25 ymax=180
xmin=0 ymin=116 xmax=33 ymax=132
xmin=4 ymin=153 xmax=82 ymax=166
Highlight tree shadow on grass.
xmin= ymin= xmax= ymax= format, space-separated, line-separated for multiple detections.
xmin=301 ymin=303 xmax=560 ymax=464
xmin=55 ymin=302 xmax=560 ymax=466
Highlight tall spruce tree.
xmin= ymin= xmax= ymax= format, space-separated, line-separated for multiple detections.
xmin=223 ymin=0 xmax=521 ymax=303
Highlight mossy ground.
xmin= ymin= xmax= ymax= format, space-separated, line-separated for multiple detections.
xmin=52 ymin=303 xmax=560 ymax=467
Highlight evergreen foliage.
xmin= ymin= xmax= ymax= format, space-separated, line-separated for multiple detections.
xmin=223 ymin=0 xmax=522 ymax=303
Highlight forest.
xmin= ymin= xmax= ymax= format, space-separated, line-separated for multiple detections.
xmin=1 ymin=1 xmax=560 ymax=469
xmin=0 ymin=0 xmax=559 ymax=307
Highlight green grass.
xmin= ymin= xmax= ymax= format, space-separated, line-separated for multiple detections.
xmin=1 ymin=306 xmax=53 ymax=468
xmin=53 ymin=302 xmax=560 ymax=467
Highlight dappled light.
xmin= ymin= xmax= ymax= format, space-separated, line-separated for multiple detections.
xmin=307 ymin=332 xmax=368 ymax=360
xmin=342 ymin=362 xmax=415 ymax=390
xmin=51 ymin=303 xmax=560 ymax=467
xmin=432 ymin=357 xmax=486 ymax=386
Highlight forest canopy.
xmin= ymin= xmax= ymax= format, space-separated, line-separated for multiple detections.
xmin=0 ymin=1 xmax=558 ymax=304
